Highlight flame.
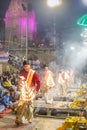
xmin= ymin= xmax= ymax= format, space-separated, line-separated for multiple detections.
xmin=57 ymin=70 xmax=74 ymax=85
xmin=46 ymin=71 xmax=55 ymax=88
xmin=18 ymin=76 xmax=36 ymax=105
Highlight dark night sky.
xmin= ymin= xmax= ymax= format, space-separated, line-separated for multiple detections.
xmin=0 ymin=0 xmax=87 ymax=73
xmin=0 ymin=0 xmax=10 ymax=18
xmin=32 ymin=0 xmax=87 ymax=31
xmin=0 ymin=0 xmax=87 ymax=38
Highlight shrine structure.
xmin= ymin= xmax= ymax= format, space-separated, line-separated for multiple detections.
xmin=5 ymin=0 xmax=37 ymax=48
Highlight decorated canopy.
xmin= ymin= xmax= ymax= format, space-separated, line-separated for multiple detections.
xmin=77 ymin=14 xmax=87 ymax=26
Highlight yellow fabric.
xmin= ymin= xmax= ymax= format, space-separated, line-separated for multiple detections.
xmin=57 ymin=116 xmax=87 ymax=130
xmin=27 ymin=69 xmax=35 ymax=87
xmin=3 ymin=81 xmax=11 ymax=87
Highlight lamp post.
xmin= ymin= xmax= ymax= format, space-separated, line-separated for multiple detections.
xmin=47 ymin=0 xmax=62 ymax=47
xmin=22 ymin=1 xmax=28 ymax=60
xmin=26 ymin=5 xmax=28 ymax=61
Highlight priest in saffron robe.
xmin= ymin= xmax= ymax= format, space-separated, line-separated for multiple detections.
xmin=15 ymin=60 xmax=40 ymax=125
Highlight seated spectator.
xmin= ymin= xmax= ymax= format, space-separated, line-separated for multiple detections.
xmin=3 ymin=77 xmax=12 ymax=90
xmin=0 ymin=83 xmax=4 ymax=98
xmin=1 ymin=91 xmax=11 ymax=108
xmin=9 ymin=89 xmax=16 ymax=102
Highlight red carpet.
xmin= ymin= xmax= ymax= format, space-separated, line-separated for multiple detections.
xmin=0 ymin=109 xmax=12 ymax=118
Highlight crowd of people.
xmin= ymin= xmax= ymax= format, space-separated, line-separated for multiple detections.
xmin=0 ymin=70 xmax=19 ymax=114
xmin=0 ymin=61 xmax=79 ymax=126
xmin=8 ymin=55 xmax=41 ymax=71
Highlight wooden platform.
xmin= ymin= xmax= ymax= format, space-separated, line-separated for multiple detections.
xmin=34 ymin=99 xmax=82 ymax=119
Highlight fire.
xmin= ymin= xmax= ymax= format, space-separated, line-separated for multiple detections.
xmin=55 ymin=69 xmax=74 ymax=96
xmin=46 ymin=71 xmax=55 ymax=88
xmin=18 ymin=76 xmax=36 ymax=105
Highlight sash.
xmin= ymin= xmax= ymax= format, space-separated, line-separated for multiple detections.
xmin=26 ymin=69 xmax=35 ymax=86
xmin=25 ymin=69 xmax=35 ymax=101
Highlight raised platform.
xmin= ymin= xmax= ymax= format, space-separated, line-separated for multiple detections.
xmin=34 ymin=98 xmax=82 ymax=119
